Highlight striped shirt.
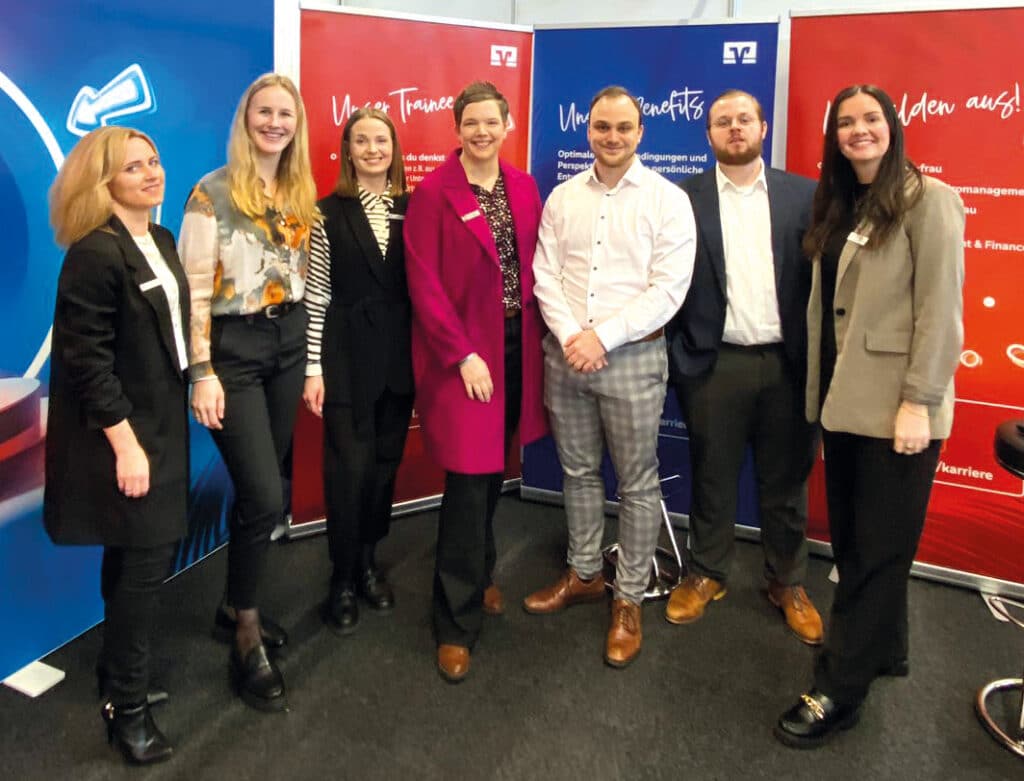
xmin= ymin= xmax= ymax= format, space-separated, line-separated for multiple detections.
xmin=305 ymin=186 xmax=393 ymax=376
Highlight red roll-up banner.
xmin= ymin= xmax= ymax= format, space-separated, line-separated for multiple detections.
xmin=789 ymin=6 xmax=1024 ymax=586
xmin=292 ymin=8 xmax=533 ymax=529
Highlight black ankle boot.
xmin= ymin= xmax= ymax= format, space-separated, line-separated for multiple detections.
xmin=322 ymin=582 xmax=359 ymax=635
xmin=357 ymin=544 xmax=394 ymax=611
xmin=102 ymin=701 xmax=173 ymax=765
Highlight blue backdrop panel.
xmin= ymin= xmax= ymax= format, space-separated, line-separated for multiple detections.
xmin=0 ymin=0 xmax=273 ymax=680
xmin=525 ymin=21 xmax=777 ymax=522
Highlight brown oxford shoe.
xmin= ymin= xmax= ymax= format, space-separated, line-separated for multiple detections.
xmin=437 ymin=644 xmax=470 ymax=683
xmin=605 ymin=599 xmax=642 ymax=668
xmin=664 ymin=573 xmax=726 ymax=624
xmin=768 ymin=582 xmax=824 ymax=646
xmin=482 ymin=584 xmax=505 ymax=616
xmin=523 ymin=569 xmax=606 ymax=614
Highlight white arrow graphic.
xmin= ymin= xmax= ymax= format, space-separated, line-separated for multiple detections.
xmin=66 ymin=64 xmax=155 ymax=137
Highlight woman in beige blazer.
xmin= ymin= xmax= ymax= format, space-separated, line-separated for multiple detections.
xmin=774 ymin=84 xmax=965 ymax=749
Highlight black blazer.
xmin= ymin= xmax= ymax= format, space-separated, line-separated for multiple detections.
xmin=317 ymin=192 xmax=413 ymax=414
xmin=44 ymin=217 xmax=190 ymax=547
xmin=667 ymin=166 xmax=815 ymax=382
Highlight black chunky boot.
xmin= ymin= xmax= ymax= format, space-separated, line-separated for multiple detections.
xmin=102 ymin=701 xmax=173 ymax=765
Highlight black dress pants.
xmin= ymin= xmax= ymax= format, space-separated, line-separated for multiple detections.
xmin=813 ymin=431 xmax=941 ymax=705
xmin=209 ymin=305 xmax=306 ymax=610
xmin=676 ymin=344 xmax=817 ymax=585
xmin=323 ymin=387 xmax=414 ymax=581
xmin=433 ymin=315 xmax=522 ymax=648
xmin=100 ymin=542 xmax=177 ymax=705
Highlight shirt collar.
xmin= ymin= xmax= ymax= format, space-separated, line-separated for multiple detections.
xmin=715 ymin=159 xmax=767 ymax=195
xmin=585 ymin=155 xmax=645 ymax=190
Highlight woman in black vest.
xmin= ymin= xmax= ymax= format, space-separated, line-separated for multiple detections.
xmin=302 ymin=108 xmax=414 ymax=633
xmin=45 ymin=126 xmax=189 ymax=765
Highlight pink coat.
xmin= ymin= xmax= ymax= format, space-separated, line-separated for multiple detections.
xmin=404 ymin=151 xmax=548 ymax=474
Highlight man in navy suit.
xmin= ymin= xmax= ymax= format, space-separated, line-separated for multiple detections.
xmin=664 ymin=90 xmax=823 ymax=645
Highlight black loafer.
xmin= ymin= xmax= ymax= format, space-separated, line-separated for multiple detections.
xmin=774 ymin=689 xmax=861 ymax=749
xmin=357 ymin=568 xmax=394 ymax=612
xmin=322 ymin=584 xmax=359 ymax=635
xmin=230 ymin=644 xmax=287 ymax=712
xmin=213 ymin=605 xmax=289 ymax=649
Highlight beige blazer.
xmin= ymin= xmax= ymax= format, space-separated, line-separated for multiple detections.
xmin=806 ymin=175 xmax=965 ymax=439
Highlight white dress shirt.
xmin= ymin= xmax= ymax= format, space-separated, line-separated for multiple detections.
xmin=533 ymin=157 xmax=696 ymax=352
xmin=716 ymin=160 xmax=781 ymax=345
xmin=131 ymin=232 xmax=188 ymax=371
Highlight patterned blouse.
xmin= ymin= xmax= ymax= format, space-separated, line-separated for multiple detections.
xmin=470 ymin=174 xmax=521 ymax=310
xmin=179 ymin=167 xmax=311 ymax=380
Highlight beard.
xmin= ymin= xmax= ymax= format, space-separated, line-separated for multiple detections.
xmin=713 ymin=138 xmax=762 ymax=166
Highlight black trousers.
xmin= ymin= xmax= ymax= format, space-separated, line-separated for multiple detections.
xmin=323 ymin=387 xmax=414 ymax=581
xmin=210 ymin=305 xmax=306 ymax=610
xmin=813 ymin=430 xmax=941 ymax=705
xmin=676 ymin=344 xmax=816 ymax=585
xmin=433 ymin=315 xmax=522 ymax=648
xmin=100 ymin=542 xmax=177 ymax=705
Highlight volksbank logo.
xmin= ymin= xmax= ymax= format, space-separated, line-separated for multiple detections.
xmin=723 ymin=41 xmax=757 ymax=64
xmin=490 ymin=45 xmax=518 ymax=68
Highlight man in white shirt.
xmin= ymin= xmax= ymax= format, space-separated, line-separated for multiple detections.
xmin=664 ymin=90 xmax=823 ymax=645
xmin=524 ymin=86 xmax=696 ymax=668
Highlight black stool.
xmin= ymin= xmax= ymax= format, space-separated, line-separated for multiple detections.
xmin=974 ymin=419 xmax=1024 ymax=758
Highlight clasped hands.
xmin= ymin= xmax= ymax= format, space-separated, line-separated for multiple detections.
xmin=563 ymin=330 xmax=607 ymax=373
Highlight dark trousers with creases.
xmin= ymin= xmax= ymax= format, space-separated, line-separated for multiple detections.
xmin=100 ymin=542 xmax=177 ymax=705
xmin=433 ymin=315 xmax=522 ymax=648
xmin=323 ymin=387 xmax=414 ymax=582
xmin=813 ymin=431 xmax=941 ymax=705
xmin=676 ymin=343 xmax=816 ymax=585
xmin=210 ymin=305 xmax=306 ymax=610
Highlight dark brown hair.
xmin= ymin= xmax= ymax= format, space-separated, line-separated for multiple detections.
xmin=453 ymin=81 xmax=509 ymax=126
xmin=334 ymin=108 xmax=407 ymax=198
xmin=804 ymin=84 xmax=922 ymax=257
xmin=589 ymin=85 xmax=643 ymax=126
xmin=705 ymin=89 xmax=764 ymax=131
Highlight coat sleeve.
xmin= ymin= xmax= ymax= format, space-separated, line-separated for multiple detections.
xmin=403 ymin=186 xmax=475 ymax=367
xmin=53 ymin=241 xmax=132 ymax=429
xmin=902 ymin=180 xmax=966 ymax=406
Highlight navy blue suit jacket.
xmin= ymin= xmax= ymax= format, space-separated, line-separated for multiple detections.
xmin=666 ymin=165 xmax=815 ymax=384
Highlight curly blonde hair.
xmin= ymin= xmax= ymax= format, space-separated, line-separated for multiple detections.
xmin=49 ymin=126 xmax=158 ymax=247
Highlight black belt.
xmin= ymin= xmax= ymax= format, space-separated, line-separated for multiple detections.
xmin=246 ymin=301 xmax=298 ymax=320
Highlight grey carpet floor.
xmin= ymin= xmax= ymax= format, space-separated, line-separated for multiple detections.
xmin=2 ymin=495 xmax=1021 ymax=780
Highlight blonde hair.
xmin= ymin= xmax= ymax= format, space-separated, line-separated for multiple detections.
xmin=334 ymin=108 xmax=407 ymax=198
xmin=49 ymin=126 xmax=157 ymax=247
xmin=226 ymin=73 xmax=320 ymax=227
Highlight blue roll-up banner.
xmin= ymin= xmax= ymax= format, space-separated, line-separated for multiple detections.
xmin=524 ymin=21 xmax=780 ymax=522
xmin=0 ymin=0 xmax=274 ymax=681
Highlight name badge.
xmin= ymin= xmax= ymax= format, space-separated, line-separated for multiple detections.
xmin=847 ymin=231 xmax=869 ymax=246
xmin=139 ymin=279 xmax=162 ymax=292
xmin=461 ymin=209 xmax=481 ymax=222
xmin=388 ymin=213 xmax=405 ymax=221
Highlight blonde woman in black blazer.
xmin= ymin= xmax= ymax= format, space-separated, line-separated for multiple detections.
xmin=45 ymin=127 xmax=189 ymax=765
xmin=774 ymin=84 xmax=964 ymax=749
xmin=302 ymin=108 xmax=413 ymax=634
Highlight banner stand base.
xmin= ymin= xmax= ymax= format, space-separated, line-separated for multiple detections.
xmin=3 ymin=660 xmax=64 ymax=698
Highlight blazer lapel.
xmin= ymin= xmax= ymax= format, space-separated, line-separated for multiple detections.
xmin=692 ymin=175 xmax=727 ymax=297
xmin=340 ymin=196 xmax=388 ymax=286
xmin=112 ymin=218 xmax=184 ymax=374
xmin=443 ymin=184 xmax=498 ymax=265
xmin=836 ymin=219 xmax=872 ymax=291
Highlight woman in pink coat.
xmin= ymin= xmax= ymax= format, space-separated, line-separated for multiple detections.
xmin=404 ymin=81 xmax=547 ymax=682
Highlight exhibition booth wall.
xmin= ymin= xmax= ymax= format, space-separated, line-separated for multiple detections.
xmin=1 ymin=1 xmax=1020 ymax=683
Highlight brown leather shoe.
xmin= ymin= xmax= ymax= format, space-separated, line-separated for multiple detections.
xmin=768 ymin=582 xmax=824 ymax=646
xmin=482 ymin=584 xmax=505 ymax=616
xmin=436 ymin=644 xmax=470 ymax=683
xmin=605 ymin=599 xmax=642 ymax=668
xmin=523 ymin=569 xmax=606 ymax=614
xmin=664 ymin=574 xmax=726 ymax=625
